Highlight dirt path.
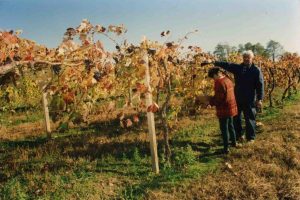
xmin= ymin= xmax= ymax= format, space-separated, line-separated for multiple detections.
xmin=146 ymin=102 xmax=300 ymax=200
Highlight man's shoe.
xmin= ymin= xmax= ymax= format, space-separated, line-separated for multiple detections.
xmin=247 ymin=139 xmax=255 ymax=144
xmin=256 ymin=122 xmax=264 ymax=133
xmin=232 ymin=143 xmax=243 ymax=148
xmin=237 ymin=135 xmax=246 ymax=143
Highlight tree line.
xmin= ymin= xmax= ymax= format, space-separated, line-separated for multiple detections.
xmin=213 ymin=40 xmax=284 ymax=62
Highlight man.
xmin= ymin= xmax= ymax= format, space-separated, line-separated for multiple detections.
xmin=202 ymin=50 xmax=264 ymax=142
xmin=207 ymin=67 xmax=238 ymax=154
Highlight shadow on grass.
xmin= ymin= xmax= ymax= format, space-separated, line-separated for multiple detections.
xmin=0 ymin=135 xmax=224 ymax=179
xmin=0 ymin=116 xmax=144 ymax=150
xmin=0 ymin=137 xmax=49 ymax=149
xmin=0 ymin=112 xmax=225 ymax=191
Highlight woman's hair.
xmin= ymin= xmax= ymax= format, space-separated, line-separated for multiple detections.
xmin=208 ymin=67 xmax=221 ymax=78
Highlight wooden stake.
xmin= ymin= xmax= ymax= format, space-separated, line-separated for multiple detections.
xmin=142 ymin=39 xmax=159 ymax=174
xmin=42 ymin=91 xmax=51 ymax=138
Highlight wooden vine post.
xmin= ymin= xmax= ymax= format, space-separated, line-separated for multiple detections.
xmin=42 ymin=86 xmax=51 ymax=138
xmin=142 ymin=37 xmax=159 ymax=174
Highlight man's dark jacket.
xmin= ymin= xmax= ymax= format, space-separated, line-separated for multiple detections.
xmin=214 ymin=62 xmax=264 ymax=105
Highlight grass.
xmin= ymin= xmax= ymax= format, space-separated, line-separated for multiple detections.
xmin=163 ymin=93 xmax=300 ymax=200
xmin=0 ymin=110 xmax=43 ymax=127
xmin=258 ymin=92 xmax=300 ymax=121
xmin=0 ymin=111 xmax=223 ymax=199
xmin=0 ymin=91 xmax=299 ymax=199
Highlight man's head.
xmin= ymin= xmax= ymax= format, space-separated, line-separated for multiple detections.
xmin=208 ymin=67 xmax=223 ymax=80
xmin=242 ymin=50 xmax=254 ymax=66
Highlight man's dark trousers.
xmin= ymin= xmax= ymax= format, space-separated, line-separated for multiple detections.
xmin=234 ymin=102 xmax=256 ymax=141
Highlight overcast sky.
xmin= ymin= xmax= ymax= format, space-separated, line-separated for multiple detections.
xmin=1 ymin=0 xmax=299 ymax=53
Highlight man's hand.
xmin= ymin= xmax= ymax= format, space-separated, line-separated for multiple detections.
xmin=256 ymin=100 xmax=263 ymax=113
xmin=256 ymin=100 xmax=262 ymax=109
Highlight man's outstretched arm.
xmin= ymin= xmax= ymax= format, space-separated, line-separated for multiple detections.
xmin=214 ymin=62 xmax=240 ymax=74
xmin=201 ymin=61 xmax=240 ymax=74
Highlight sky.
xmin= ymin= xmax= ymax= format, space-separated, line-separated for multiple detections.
xmin=0 ymin=0 xmax=300 ymax=53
